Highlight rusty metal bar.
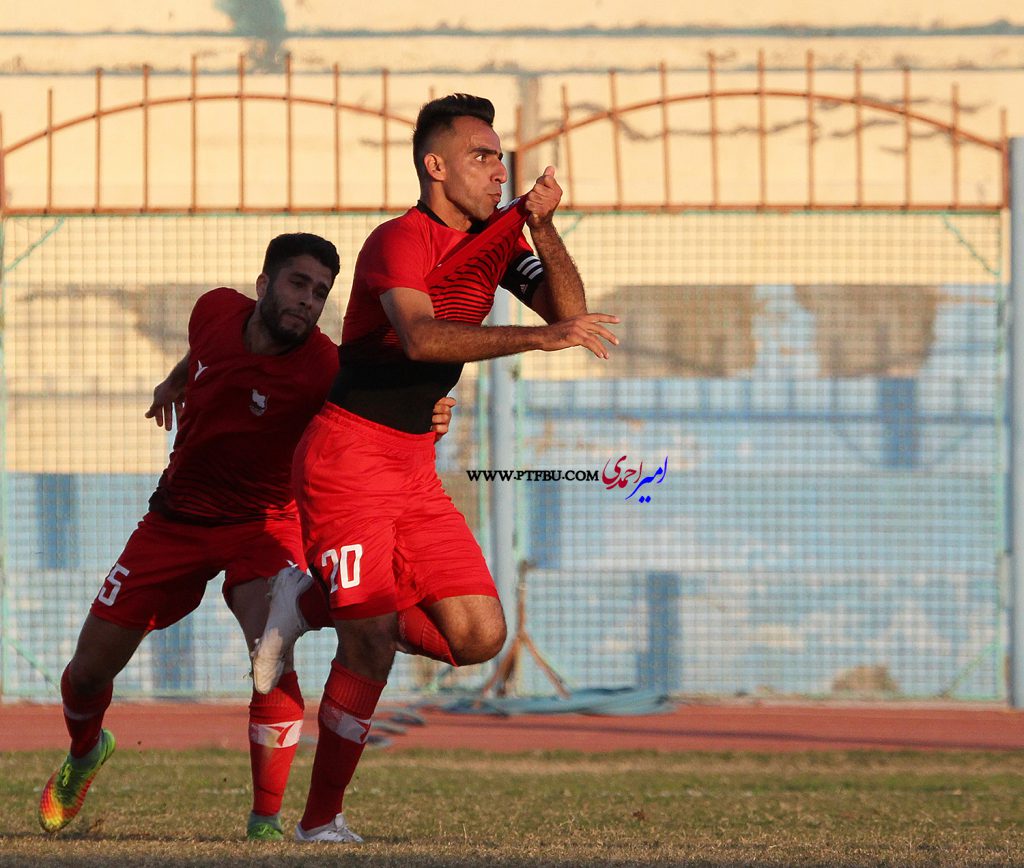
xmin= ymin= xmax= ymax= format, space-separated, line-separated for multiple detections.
xmin=516 ymin=87 xmax=1002 ymax=155
xmin=514 ymin=103 xmax=523 ymax=195
xmin=7 ymin=83 xmax=1004 ymax=164
xmin=0 ymin=113 xmax=6 ymax=214
xmin=0 ymin=201 xmax=1006 ymax=217
xmin=238 ymin=54 xmax=246 ymax=210
xmin=757 ymin=51 xmax=767 ymax=206
xmin=609 ymin=69 xmax=623 ymax=207
xmin=286 ymin=53 xmax=293 ymax=212
xmin=708 ymin=53 xmax=719 ymax=207
xmin=47 ymin=88 xmax=54 ymax=212
xmin=903 ymin=67 xmax=912 ymax=208
xmin=381 ymin=68 xmax=389 ymax=209
xmin=1002 ymin=108 xmax=1009 ymax=209
xmin=560 ymin=84 xmax=575 ymax=207
xmin=854 ymin=62 xmax=863 ymax=207
xmin=142 ymin=65 xmax=150 ymax=211
xmin=94 ymin=68 xmax=102 ymax=210
xmin=806 ymin=51 xmax=815 ymax=207
xmin=190 ymin=55 xmax=198 ymax=212
xmin=660 ymin=62 xmax=671 ymax=206
xmin=333 ymin=64 xmax=342 ymax=210
xmin=951 ymin=83 xmax=960 ymax=209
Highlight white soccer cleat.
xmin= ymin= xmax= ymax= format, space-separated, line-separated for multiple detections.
xmin=251 ymin=566 xmax=313 ymax=695
xmin=295 ymin=813 xmax=364 ymax=844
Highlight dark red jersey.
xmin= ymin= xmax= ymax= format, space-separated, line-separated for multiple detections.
xmin=149 ymin=287 xmax=338 ymax=524
xmin=329 ymin=201 xmax=542 ymax=433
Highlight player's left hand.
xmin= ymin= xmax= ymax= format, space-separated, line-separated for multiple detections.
xmin=431 ymin=396 xmax=457 ymax=439
xmin=524 ymin=166 xmax=562 ymax=228
xmin=145 ymin=378 xmax=185 ymax=431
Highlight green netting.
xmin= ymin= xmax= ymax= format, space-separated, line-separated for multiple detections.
xmin=0 ymin=209 xmax=1006 ymax=701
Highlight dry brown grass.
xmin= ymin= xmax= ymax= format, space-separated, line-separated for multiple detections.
xmin=2 ymin=748 xmax=1024 ymax=866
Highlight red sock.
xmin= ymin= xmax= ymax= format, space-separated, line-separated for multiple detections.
xmin=249 ymin=670 xmax=304 ymax=816
xmin=299 ymin=579 xmax=333 ymax=630
xmin=61 ymin=665 xmax=113 ymax=758
xmin=398 ymin=605 xmax=457 ymax=666
xmin=300 ymin=661 xmax=384 ymax=830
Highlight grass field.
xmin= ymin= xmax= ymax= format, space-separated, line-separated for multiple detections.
xmin=2 ymin=748 xmax=1023 ymax=866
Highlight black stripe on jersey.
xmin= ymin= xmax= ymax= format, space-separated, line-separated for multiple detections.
xmin=432 ymin=237 xmax=518 ymax=323
xmin=500 ymin=252 xmax=544 ymax=305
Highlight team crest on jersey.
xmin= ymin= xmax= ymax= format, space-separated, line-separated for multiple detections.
xmin=250 ymin=388 xmax=268 ymax=416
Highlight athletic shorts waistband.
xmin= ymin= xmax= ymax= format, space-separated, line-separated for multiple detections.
xmin=319 ymin=403 xmax=436 ymax=453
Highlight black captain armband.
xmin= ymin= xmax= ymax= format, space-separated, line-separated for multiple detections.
xmin=499 ymin=253 xmax=544 ymax=305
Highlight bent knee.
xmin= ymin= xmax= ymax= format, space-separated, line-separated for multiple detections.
xmin=337 ymin=616 xmax=398 ymax=679
xmin=450 ymin=621 xmax=507 ymax=666
xmin=65 ymin=658 xmax=113 ymax=698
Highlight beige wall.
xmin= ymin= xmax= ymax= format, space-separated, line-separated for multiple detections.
xmin=4 ymin=1 xmax=1024 ymax=32
xmin=0 ymin=3 xmax=1018 ymax=471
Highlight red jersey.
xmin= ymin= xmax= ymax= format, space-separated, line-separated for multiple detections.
xmin=149 ymin=287 xmax=338 ymax=524
xmin=329 ymin=201 xmax=540 ymax=432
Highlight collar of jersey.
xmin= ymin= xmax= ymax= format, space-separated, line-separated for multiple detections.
xmin=415 ymin=201 xmax=486 ymax=234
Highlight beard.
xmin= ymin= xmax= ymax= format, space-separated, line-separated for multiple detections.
xmin=259 ymin=286 xmax=310 ymax=348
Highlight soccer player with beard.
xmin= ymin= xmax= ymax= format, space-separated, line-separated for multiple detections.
xmin=37 ymin=232 xmax=455 ymax=842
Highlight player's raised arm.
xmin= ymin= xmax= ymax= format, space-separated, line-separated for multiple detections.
xmin=380 ymin=286 xmax=619 ymax=363
xmin=145 ymin=352 xmax=189 ymax=431
xmin=521 ymin=166 xmax=587 ymax=324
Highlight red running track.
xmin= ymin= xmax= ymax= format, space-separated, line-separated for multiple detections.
xmin=3 ymin=701 xmax=1023 ymax=753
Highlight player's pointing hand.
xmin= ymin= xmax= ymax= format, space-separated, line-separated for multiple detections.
xmin=540 ymin=312 xmax=620 ymax=360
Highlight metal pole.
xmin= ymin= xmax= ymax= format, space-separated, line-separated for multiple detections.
xmin=0 ymin=212 xmax=6 ymax=697
xmin=488 ymin=292 xmax=516 ymax=621
xmin=1009 ymin=136 xmax=1024 ymax=707
xmin=487 ymin=151 xmax=519 ymax=655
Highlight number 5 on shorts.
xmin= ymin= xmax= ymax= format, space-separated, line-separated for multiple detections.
xmin=97 ymin=563 xmax=129 ymax=606
xmin=321 ymin=544 xmax=363 ymax=599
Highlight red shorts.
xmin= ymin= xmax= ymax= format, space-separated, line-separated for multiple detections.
xmin=89 ymin=511 xmax=305 ymax=631
xmin=293 ymin=404 xmax=497 ymax=619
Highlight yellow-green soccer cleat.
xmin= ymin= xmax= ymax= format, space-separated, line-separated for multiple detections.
xmin=247 ymin=813 xmax=285 ymax=841
xmin=38 ymin=729 xmax=116 ymax=833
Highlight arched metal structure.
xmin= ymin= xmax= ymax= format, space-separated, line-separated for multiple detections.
xmin=0 ymin=55 xmax=414 ymax=214
xmin=0 ymin=51 xmax=1009 ymax=215
xmin=517 ymin=52 xmax=1008 ymax=212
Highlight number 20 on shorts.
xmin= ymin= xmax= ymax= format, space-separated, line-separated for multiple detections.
xmin=321 ymin=544 xmax=363 ymax=599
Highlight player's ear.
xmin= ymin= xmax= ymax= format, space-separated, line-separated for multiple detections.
xmin=424 ymin=151 xmax=446 ymax=181
xmin=255 ymin=272 xmax=269 ymax=298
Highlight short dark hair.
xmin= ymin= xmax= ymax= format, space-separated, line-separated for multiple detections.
xmin=262 ymin=233 xmax=341 ymax=282
xmin=412 ymin=93 xmax=496 ymax=180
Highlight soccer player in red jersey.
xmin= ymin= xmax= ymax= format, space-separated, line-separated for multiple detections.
xmin=37 ymin=232 xmax=455 ymax=842
xmin=261 ymin=95 xmax=619 ymax=844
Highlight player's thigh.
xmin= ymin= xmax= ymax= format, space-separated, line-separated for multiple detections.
xmin=294 ymin=411 xmax=420 ymax=619
xmin=66 ymin=613 xmax=148 ymax=692
xmin=90 ymin=512 xmax=222 ymax=632
xmin=425 ymin=594 xmax=506 ymax=653
xmin=309 ymin=510 xmax=401 ymax=619
xmin=394 ymin=485 xmax=499 ymax=610
xmin=221 ymin=516 xmax=306 ymax=640
xmin=227 ymin=577 xmax=273 ymax=649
